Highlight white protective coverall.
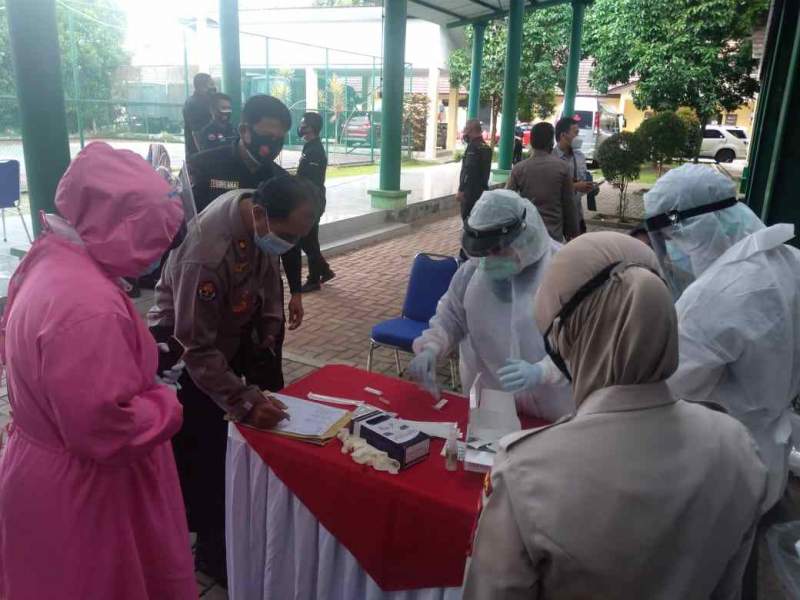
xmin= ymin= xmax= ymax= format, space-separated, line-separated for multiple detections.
xmin=412 ymin=190 xmax=574 ymax=421
xmin=645 ymin=164 xmax=800 ymax=509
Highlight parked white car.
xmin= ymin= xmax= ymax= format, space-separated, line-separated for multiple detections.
xmin=555 ymin=96 xmax=622 ymax=163
xmin=700 ymin=125 xmax=748 ymax=163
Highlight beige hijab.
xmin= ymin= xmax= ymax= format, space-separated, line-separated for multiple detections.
xmin=533 ymin=232 xmax=678 ymax=406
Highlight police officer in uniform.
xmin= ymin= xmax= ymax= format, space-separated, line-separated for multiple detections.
xmin=148 ymin=176 xmax=316 ymax=586
xmin=297 ymin=111 xmax=335 ymax=293
xmin=456 ymin=119 xmax=493 ymax=221
xmin=188 ymin=94 xmax=304 ymax=329
xmin=198 ymin=93 xmax=236 ymax=152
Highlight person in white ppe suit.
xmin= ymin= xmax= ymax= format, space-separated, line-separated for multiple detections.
xmin=409 ymin=190 xmax=574 ymax=421
xmin=643 ymin=163 xmax=800 ymax=512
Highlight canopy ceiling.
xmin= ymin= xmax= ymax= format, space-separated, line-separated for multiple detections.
xmin=407 ymin=0 xmax=572 ymax=29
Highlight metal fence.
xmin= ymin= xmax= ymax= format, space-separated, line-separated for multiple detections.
xmin=0 ymin=1 xmax=429 ymax=182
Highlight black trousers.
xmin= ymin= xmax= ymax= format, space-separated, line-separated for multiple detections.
xmin=151 ymin=326 xmax=285 ymax=569
xmin=300 ymin=223 xmax=330 ymax=282
xmin=460 ymin=193 xmax=481 ymax=221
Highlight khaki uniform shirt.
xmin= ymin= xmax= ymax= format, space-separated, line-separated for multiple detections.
xmin=148 ymin=190 xmax=284 ymax=419
xmin=463 ymin=383 xmax=768 ymax=600
xmin=506 ymin=150 xmax=578 ymax=242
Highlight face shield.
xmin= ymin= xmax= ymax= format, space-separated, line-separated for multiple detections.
xmin=462 ymin=208 xmax=527 ymax=259
xmin=644 ymin=196 xmax=737 ymax=299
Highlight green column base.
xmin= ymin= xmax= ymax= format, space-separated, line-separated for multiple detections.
xmin=491 ymin=168 xmax=511 ymax=184
xmin=368 ymin=188 xmax=411 ymax=209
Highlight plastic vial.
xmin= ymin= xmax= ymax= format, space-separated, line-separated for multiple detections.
xmin=445 ymin=424 xmax=458 ymax=472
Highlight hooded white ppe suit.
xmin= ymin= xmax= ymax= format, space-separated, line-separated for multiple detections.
xmin=645 ymin=164 xmax=800 ymax=509
xmin=412 ymin=190 xmax=574 ymax=421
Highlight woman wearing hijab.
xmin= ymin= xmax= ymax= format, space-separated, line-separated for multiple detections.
xmin=463 ymin=232 xmax=768 ymax=600
xmin=0 ymin=143 xmax=196 ymax=599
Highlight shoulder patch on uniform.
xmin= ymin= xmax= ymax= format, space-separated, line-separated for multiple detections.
xmin=197 ymin=281 xmax=217 ymax=301
xmin=208 ymin=133 xmax=216 ymax=141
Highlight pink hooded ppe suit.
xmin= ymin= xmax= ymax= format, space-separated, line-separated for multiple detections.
xmin=0 ymin=142 xmax=197 ymax=599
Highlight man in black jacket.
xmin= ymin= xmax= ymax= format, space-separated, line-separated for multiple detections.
xmin=297 ymin=112 xmax=335 ymax=293
xmin=198 ymin=93 xmax=236 ymax=151
xmin=183 ymin=73 xmax=215 ymax=158
xmin=457 ymin=119 xmax=493 ymax=221
xmin=187 ymin=94 xmax=305 ymax=332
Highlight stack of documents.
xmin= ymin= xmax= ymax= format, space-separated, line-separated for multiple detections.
xmin=263 ymin=394 xmax=352 ymax=445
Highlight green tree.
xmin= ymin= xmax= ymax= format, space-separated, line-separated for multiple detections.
xmin=0 ymin=0 xmax=129 ymax=134
xmin=675 ymin=107 xmax=702 ymax=160
xmin=596 ymin=131 xmax=646 ymax=220
xmin=448 ymin=6 xmax=572 ymax=147
xmin=403 ymin=93 xmax=428 ymax=152
xmin=585 ymin=0 xmax=766 ymax=153
xmin=636 ymin=112 xmax=687 ymax=175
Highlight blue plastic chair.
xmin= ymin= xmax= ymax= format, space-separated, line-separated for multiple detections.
xmin=367 ymin=253 xmax=459 ymax=385
xmin=0 ymin=160 xmax=31 ymax=244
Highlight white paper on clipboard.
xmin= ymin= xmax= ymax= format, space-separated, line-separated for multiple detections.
xmin=177 ymin=164 xmax=201 ymax=233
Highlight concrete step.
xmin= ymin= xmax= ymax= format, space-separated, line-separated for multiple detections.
xmin=318 ymin=209 xmax=390 ymax=246
xmin=319 ymin=222 xmax=411 ymax=258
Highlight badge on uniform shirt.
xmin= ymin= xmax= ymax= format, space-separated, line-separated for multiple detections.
xmin=198 ymin=281 xmax=217 ymax=301
xmin=208 ymin=133 xmax=216 ymax=141
xmin=483 ymin=472 xmax=493 ymax=498
xmin=232 ymin=291 xmax=251 ymax=314
xmin=467 ymin=478 xmax=491 ymax=557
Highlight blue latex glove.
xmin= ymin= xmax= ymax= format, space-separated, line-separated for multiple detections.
xmin=497 ymin=359 xmax=542 ymax=393
xmin=408 ymin=348 xmax=440 ymax=399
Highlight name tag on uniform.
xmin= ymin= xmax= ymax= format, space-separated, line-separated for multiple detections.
xmin=209 ymin=179 xmax=239 ymax=190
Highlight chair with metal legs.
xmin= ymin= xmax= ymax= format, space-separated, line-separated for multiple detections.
xmin=0 ymin=160 xmax=32 ymax=244
xmin=367 ymin=252 xmax=459 ymax=388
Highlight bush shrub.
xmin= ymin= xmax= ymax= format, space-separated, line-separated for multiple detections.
xmin=636 ymin=112 xmax=687 ymax=175
xmin=596 ymin=131 xmax=647 ymax=220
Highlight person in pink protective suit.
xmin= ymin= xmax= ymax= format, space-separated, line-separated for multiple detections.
xmin=0 ymin=142 xmax=197 ymax=600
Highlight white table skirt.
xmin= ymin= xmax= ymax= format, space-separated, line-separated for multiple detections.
xmin=226 ymin=424 xmax=463 ymax=600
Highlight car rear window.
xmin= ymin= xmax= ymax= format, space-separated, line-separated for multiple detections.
xmin=727 ymin=129 xmax=747 ymax=139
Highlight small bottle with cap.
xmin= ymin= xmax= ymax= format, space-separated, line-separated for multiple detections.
xmin=445 ymin=424 xmax=458 ymax=472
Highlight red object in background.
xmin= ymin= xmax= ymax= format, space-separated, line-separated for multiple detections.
xmin=481 ymin=129 xmax=500 ymax=144
xmin=523 ymin=129 xmax=531 ymax=147
xmin=236 ymin=365 xmax=548 ymax=592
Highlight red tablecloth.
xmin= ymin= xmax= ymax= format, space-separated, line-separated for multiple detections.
xmin=236 ymin=365 xmax=548 ymax=592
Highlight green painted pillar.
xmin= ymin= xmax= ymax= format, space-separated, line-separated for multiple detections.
xmin=562 ymin=0 xmax=586 ymax=118
xmin=182 ymin=28 xmax=190 ymax=98
xmin=493 ymin=0 xmax=524 ymax=181
xmin=219 ymin=0 xmax=242 ymax=123
xmin=7 ymin=0 xmax=71 ymax=238
xmin=467 ymin=22 xmax=486 ymax=120
xmin=368 ymin=0 xmax=410 ymax=209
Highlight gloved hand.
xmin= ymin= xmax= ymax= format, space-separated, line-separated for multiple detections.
xmin=408 ymin=348 xmax=440 ymax=399
xmin=497 ymin=359 xmax=543 ymax=393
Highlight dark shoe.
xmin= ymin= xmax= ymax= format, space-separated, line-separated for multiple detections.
xmin=301 ymin=280 xmax=321 ymax=293
xmin=320 ymin=268 xmax=336 ymax=283
xmin=195 ymin=538 xmax=227 ymax=589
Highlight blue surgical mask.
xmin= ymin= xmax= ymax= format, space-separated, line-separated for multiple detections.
xmin=480 ymin=255 xmax=521 ymax=281
xmin=254 ymin=232 xmax=294 ymax=256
